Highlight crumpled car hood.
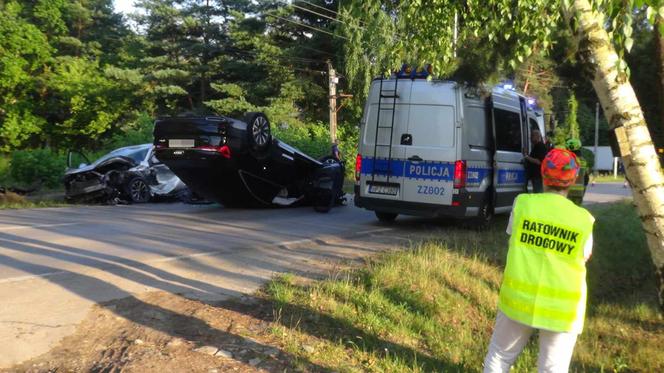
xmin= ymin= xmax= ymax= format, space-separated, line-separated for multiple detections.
xmin=65 ymin=164 xmax=97 ymax=176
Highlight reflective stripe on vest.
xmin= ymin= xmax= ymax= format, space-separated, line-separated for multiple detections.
xmin=498 ymin=193 xmax=594 ymax=333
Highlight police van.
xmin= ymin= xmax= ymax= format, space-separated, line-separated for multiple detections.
xmin=354 ymin=67 xmax=545 ymax=223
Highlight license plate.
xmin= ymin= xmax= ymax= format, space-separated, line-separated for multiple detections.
xmin=169 ymin=139 xmax=195 ymax=148
xmin=368 ymin=184 xmax=399 ymax=196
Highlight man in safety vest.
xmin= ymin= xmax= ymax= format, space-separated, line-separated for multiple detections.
xmin=483 ymin=148 xmax=595 ymax=373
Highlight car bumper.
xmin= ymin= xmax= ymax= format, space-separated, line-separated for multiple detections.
xmin=354 ymin=185 xmax=482 ymax=218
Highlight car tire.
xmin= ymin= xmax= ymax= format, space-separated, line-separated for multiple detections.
xmin=125 ymin=176 xmax=151 ymax=203
xmin=318 ymin=155 xmax=346 ymax=204
xmin=313 ymin=189 xmax=334 ymax=213
xmin=243 ymin=112 xmax=272 ymax=155
xmin=375 ymin=211 xmax=398 ymax=223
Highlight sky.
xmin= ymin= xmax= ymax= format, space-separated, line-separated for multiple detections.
xmin=113 ymin=0 xmax=136 ymax=15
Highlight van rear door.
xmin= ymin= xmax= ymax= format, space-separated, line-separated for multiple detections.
xmin=401 ymin=81 xmax=457 ymax=206
xmin=491 ymin=90 xmax=527 ymax=210
xmin=359 ymin=79 xmax=412 ymax=201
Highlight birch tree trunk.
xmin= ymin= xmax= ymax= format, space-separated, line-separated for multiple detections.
xmin=569 ymin=0 xmax=664 ymax=310
xmin=655 ymin=16 xmax=664 ymax=138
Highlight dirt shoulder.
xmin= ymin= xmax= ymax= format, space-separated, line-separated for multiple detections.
xmin=4 ymin=291 xmax=310 ymax=373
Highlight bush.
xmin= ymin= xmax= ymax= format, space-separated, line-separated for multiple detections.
xmin=0 ymin=156 xmax=10 ymax=186
xmin=9 ymin=148 xmax=67 ymax=189
xmin=272 ymin=122 xmax=330 ymax=159
xmin=338 ymin=124 xmax=359 ymax=180
xmin=101 ymin=112 xmax=155 ymax=152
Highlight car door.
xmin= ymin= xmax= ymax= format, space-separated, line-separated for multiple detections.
xmin=491 ymin=93 xmax=527 ymax=211
xmin=401 ymin=81 xmax=457 ymax=206
xmin=359 ymin=79 xmax=412 ymax=201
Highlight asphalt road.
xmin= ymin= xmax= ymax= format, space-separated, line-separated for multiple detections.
xmin=0 ymin=185 xmax=632 ymax=367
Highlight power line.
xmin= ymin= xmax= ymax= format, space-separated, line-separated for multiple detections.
xmin=294 ymin=44 xmax=335 ymax=57
xmin=226 ymin=55 xmax=327 ymax=74
xmin=234 ymin=51 xmax=325 ymax=66
xmin=266 ymin=12 xmax=349 ymax=40
xmin=223 ymin=46 xmax=327 ymax=66
xmin=291 ymin=4 xmax=344 ymax=26
xmin=295 ymin=0 xmax=337 ymax=17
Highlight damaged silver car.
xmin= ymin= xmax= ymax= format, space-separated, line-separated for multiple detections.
xmin=64 ymin=144 xmax=189 ymax=204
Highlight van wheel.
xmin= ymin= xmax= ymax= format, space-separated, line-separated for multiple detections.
xmin=375 ymin=211 xmax=397 ymax=223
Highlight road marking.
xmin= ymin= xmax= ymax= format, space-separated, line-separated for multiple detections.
xmin=0 ymin=223 xmax=80 ymax=232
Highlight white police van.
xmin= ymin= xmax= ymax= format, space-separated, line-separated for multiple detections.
xmin=354 ymin=66 xmax=545 ymax=223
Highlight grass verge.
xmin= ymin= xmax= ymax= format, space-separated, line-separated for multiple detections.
xmin=590 ymin=174 xmax=626 ymax=183
xmin=0 ymin=191 xmax=65 ymax=209
xmin=261 ymin=201 xmax=663 ymax=372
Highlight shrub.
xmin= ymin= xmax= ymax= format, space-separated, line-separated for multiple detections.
xmin=0 ymin=156 xmax=10 ymax=186
xmin=338 ymin=124 xmax=359 ymax=180
xmin=272 ymin=122 xmax=330 ymax=159
xmin=9 ymin=148 xmax=67 ymax=189
xmin=101 ymin=112 xmax=155 ymax=152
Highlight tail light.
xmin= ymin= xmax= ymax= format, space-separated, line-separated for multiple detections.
xmin=453 ymin=160 xmax=466 ymax=189
xmin=355 ymin=154 xmax=362 ymax=181
xmin=218 ymin=145 xmax=231 ymax=159
xmin=194 ymin=145 xmax=232 ymax=159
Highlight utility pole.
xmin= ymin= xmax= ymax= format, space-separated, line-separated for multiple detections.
xmin=328 ymin=60 xmax=338 ymax=144
xmin=594 ymin=102 xmax=600 ymax=174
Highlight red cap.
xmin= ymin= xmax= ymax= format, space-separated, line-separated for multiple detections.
xmin=541 ymin=148 xmax=579 ymax=187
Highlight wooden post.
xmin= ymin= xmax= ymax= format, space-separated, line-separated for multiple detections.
xmin=328 ymin=61 xmax=338 ymax=143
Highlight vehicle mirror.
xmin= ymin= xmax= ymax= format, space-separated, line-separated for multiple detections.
xmin=79 ymin=163 xmax=87 ymax=168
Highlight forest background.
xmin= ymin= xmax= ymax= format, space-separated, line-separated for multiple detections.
xmin=1 ymin=0 xmax=662 ymax=188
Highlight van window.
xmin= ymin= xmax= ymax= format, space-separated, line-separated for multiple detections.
xmin=529 ymin=118 xmax=539 ymax=131
xmin=466 ymin=106 xmax=488 ymax=147
xmin=494 ymin=109 xmax=522 ymax=152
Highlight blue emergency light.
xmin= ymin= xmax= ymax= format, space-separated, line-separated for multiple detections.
xmin=396 ymin=64 xmax=433 ymax=79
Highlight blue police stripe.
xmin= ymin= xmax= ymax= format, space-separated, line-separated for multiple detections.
xmin=360 ymin=158 xmax=405 ymax=177
xmin=362 ymin=157 xmax=525 ymax=185
xmin=497 ymin=169 xmax=526 ymax=184
xmin=405 ymin=162 xmax=454 ymax=181
xmin=466 ymin=167 xmax=490 ymax=185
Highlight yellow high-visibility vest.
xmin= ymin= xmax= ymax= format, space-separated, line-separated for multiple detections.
xmin=498 ymin=193 xmax=594 ymax=333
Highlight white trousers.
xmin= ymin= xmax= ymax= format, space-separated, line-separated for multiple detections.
xmin=483 ymin=311 xmax=578 ymax=373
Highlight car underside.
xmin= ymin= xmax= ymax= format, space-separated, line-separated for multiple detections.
xmin=153 ymin=113 xmax=345 ymax=212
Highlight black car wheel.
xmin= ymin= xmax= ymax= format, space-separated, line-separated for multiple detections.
xmin=244 ymin=112 xmax=272 ymax=154
xmin=126 ymin=176 xmax=151 ymax=203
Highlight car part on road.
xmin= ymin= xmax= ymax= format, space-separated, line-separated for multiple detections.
xmin=153 ymin=113 xmax=345 ymax=212
xmin=64 ymin=144 xmax=191 ymax=204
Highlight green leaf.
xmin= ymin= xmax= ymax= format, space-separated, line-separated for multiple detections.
xmin=646 ymin=6 xmax=656 ymax=24
xmin=625 ymin=37 xmax=634 ymax=52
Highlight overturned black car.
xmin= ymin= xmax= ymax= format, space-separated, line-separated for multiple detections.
xmin=64 ymin=144 xmax=190 ymax=204
xmin=153 ymin=113 xmax=344 ymax=212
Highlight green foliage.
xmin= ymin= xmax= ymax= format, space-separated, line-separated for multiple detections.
xmin=262 ymin=202 xmax=663 ymax=372
xmin=272 ymin=122 xmax=330 ymax=160
xmin=565 ymin=93 xmax=580 ymax=139
xmin=0 ymin=156 xmax=10 ymax=186
xmin=9 ymin=148 xmax=66 ymax=189
xmin=101 ymin=112 xmax=155 ymax=151
xmin=338 ymin=123 xmax=359 ymax=179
